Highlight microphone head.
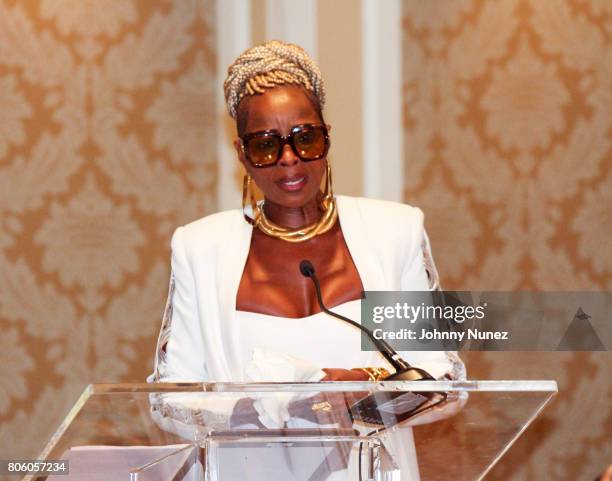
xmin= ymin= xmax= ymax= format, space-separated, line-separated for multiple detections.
xmin=299 ymin=260 xmax=315 ymax=278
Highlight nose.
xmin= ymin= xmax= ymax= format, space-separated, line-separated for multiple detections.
xmin=278 ymin=143 xmax=299 ymax=167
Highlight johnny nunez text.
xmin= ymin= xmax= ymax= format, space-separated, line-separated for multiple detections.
xmin=372 ymin=328 xmax=509 ymax=341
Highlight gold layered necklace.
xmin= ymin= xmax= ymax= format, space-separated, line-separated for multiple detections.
xmin=256 ymin=195 xmax=337 ymax=242
xmin=243 ymin=163 xmax=338 ymax=243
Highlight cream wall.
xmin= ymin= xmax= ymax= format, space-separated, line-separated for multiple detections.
xmin=317 ymin=0 xmax=363 ymax=197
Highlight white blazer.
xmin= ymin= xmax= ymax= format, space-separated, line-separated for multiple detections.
xmin=150 ymin=195 xmax=464 ymax=383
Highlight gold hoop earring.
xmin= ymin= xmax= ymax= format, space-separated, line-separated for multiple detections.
xmin=242 ymin=174 xmax=260 ymax=225
xmin=322 ymin=161 xmax=333 ymax=208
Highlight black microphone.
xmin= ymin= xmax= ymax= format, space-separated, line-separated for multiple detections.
xmin=299 ymin=260 xmax=433 ymax=382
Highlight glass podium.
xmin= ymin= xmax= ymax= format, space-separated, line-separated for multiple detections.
xmin=27 ymin=380 xmax=557 ymax=481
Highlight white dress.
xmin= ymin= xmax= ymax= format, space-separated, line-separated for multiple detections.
xmin=236 ymin=300 xmax=367 ymax=370
xmin=235 ymin=300 xmax=461 ymax=382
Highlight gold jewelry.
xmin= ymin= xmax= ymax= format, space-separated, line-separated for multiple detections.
xmin=358 ymin=367 xmax=391 ymax=381
xmin=242 ymin=174 xmax=259 ymax=225
xmin=241 ymin=162 xmax=338 ymax=243
xmin=311 ymin=401 xmax=332 ymax=412
xmin=322 ymin=159 xmax=332 ymax=201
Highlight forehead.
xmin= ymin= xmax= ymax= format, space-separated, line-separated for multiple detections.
xmin=239 ymin=85 xmax=321 ymax=134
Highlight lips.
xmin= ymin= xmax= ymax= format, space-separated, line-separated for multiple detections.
xmin=276 ymin=174 xmax=308 ymax=192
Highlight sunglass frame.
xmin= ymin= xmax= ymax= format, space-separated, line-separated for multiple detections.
xmin=241 ymin=123 xmax=330 ymax=168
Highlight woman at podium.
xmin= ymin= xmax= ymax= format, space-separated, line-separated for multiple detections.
xmin=149 ymin=40 xmax=465 ymax=480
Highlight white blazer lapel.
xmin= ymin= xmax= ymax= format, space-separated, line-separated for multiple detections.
xmin=215 ymin=212 xmax=253 ymax=380
xmin=336 ymin=195 xmax=386 ymax=292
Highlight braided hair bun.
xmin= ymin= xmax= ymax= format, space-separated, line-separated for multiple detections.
xmin=223 ymin=40 xmax=326 ymax=119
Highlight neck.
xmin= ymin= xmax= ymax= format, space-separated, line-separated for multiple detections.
xmin=263 ymin=194 xmax=324 ymax=229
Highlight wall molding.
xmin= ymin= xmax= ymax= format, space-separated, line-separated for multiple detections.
xmin=265 ymin=0 xmax=317 ymax=58
xmin=216 ymin=0 xmax=251 ymax=211
xmin=361 ymin=0 xmax=403 ymax=201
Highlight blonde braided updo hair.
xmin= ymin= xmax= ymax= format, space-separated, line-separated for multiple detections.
xmin=223 ymin=40 xmax=326 ymax=120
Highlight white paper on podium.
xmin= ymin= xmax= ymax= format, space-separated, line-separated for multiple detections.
xmin=244 ymin=348 xmax=326 ymax=427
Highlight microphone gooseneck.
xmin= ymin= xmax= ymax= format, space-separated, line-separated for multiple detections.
xmin=299 ymin=259 xmax=434 ymax=381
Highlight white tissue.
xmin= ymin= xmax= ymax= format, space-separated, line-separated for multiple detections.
xmin=244 ymin=348 xmax=326 ymax=428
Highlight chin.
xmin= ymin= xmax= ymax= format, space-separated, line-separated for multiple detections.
xmin=270 ymin=189 xmax=319 ymax=209
xmin=275 ymin=195 xmax=313 ymax=209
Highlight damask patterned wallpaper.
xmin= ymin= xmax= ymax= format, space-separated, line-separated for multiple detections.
xmin=402 ymin=0 xmax=611 ymax=479
xmin=0 ymin=0 xmax=217 ymax=467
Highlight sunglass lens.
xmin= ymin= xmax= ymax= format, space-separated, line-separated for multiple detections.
xmin=246 ymin=135 xmax=280 ymax=166
xmin=293 ymin=126 xmax=326 ymax=160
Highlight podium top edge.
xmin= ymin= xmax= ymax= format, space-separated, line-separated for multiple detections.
xmin=88 ymin=380 xmax=558 ymax=394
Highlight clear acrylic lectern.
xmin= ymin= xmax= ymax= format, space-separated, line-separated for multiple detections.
xmin=27 ymin=380 xmax=557 ymax=481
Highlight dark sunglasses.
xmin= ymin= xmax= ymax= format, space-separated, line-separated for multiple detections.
xmin=240 ymin=123 xmax=330 ymax=168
